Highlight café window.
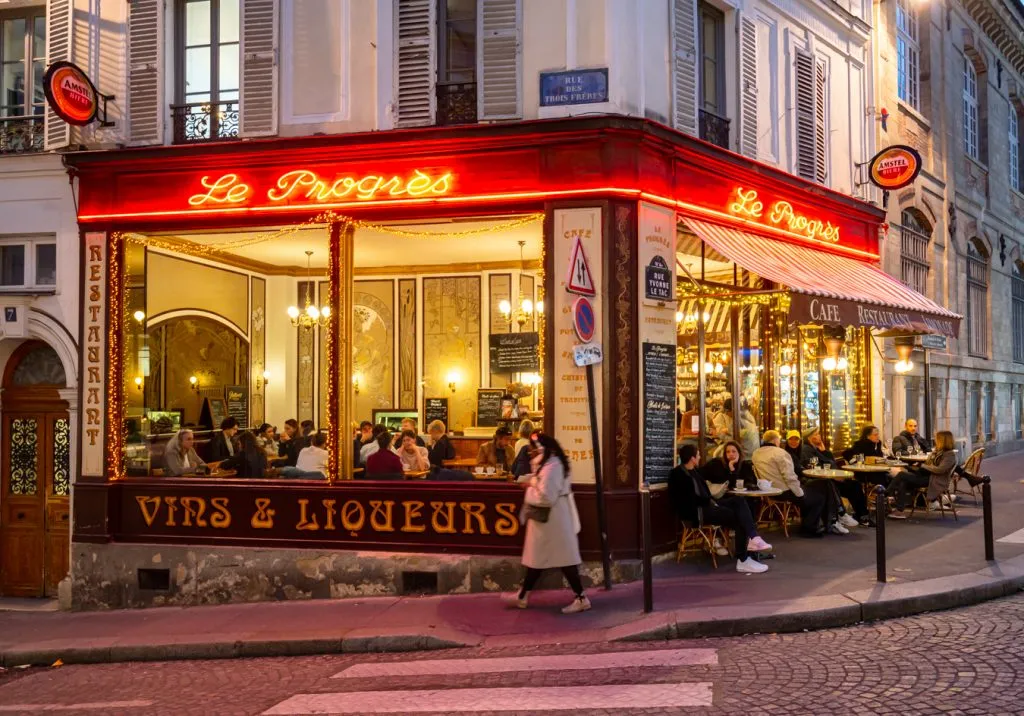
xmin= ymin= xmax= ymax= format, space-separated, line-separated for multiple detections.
xmin=898 ymin=210 xmax=930 ymax=296
xmin=965 ymin=240 xmax=989 ymax=358
xmin=173 ymin=0 xmax=240 ymax=143
xmin=119 ymin=212 xmax=545 ymax=482
xmin=895 ymin=0 xmax=919 ymax=111
xmin=0 ymin=236 xmax=56 ymax=290
xmin=0 ymin=8 xmax=45 ymax=153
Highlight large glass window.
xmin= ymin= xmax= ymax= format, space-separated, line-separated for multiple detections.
xmin=896 ymin=0 xmax=919 ymax=110
xmin=966 ymin=240 xmax=989 ymax=358
xmin=899 ymin=210 xmax=930 ymax=296
xmin=697 ymin=3 xmax=728 ymax=148
xmin=963 ymin=57 xmax=979 ymax=161
xmin=435 ymin=0 xmax=477 ymax=125
xmin=0 ymin=237 xmax=56 ymax=289
xmin=1010 ymin=103 xmax=1020 ymax=193
xmin=173 ymin=0 xmax=240 ymax=142
xmin=0 ymin=10 xmax=44 ymax=153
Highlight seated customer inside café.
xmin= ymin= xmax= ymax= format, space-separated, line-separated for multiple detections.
xmin=477 ymin=426 xmax=515 ymax=472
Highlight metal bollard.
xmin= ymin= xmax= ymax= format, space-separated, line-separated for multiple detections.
xmin=641 ymin=487 xmax=653 ymax=613
xmin=874 ymin=484 xmax=887 ymax=583
xmin=982 ymin=476 xmax=994 ymax=562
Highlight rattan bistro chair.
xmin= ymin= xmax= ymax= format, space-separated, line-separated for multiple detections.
xmin=907 ymin=484 xmax=958 ymax=521
xmin=751 ymin=465 xmax=797 ymax=537
xmin=953 ymin=448 xmax=985 ymax=505
xmin=677 ymin=510 xmax=733 ymax=569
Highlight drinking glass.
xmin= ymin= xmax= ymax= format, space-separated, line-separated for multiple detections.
xmin=809 ymin=456 xmax=819 ymax=469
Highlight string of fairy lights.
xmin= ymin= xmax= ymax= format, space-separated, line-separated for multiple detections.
xmin=111 ymin=212 xmax=546 ymax=481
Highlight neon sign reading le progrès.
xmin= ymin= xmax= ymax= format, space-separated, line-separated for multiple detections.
xmin=728 ymin=187 xmax=840 ymax=243
xmin=187 ymin=169 xmax=454 ymax=208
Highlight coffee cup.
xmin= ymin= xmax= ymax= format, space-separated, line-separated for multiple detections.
xmin=486 ymin=467 xmax=496 ymax=475
xmin=757 ymin=478 xmax=772 ymax=491
xmin=474 ymin=467 xmax=484 ymax=474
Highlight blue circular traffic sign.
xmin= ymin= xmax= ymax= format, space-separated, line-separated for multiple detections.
xmin=573 ymin=296 xmax=596 ymax=343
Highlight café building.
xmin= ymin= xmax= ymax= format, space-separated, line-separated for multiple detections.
xmin=65 ymin=116 xmax=959 ymax=608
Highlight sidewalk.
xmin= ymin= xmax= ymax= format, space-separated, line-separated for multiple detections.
xmin=2 ymin=453 xmax=1022 ymax=666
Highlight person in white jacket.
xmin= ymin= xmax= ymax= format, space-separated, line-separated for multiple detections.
xmin=511 ymin=433 xmax=590 ymax=614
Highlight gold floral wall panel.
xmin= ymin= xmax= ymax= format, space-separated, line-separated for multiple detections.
xmin=423 ymin=277 xmax=481 ymax=431
xmin=352 ymin=280 xmax=395 ymax=423
xmin=398 ymin=279 xmax=417 ymax=409
xmin=318 ymin=280 xmax=330 ymax=428
xmin=488 ymin=274 xmax=511 ymax=388
xmin=251 ymin=277 xmax=266 ymax=425
xmin=297 ymin=281 xmax=315 ymax=423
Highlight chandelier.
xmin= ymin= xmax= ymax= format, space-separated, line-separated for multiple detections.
xmin=286 ymin=250 xmax=331 ymax=328
xmin=498 ymin=241 xmax=544 ymax=327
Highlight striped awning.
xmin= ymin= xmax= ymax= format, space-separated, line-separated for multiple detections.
xmin=680 ymin=218 xmax=961 ymax=338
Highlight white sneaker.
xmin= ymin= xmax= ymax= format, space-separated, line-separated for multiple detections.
xmin=828 ymin=522 xmax=850 ymax=535
xmin=712 ymin=538 xmax=730 ymax=556
xmin=561 ymin=595 xmax=592 ymax=614
xmin=943 ymin=495 xmax=959 ymax=504
xmin=929 ymin=500 xmax=942 ymax=510
xmin=747 ymin=536 xmax=773 ymax=552
xmin=839 ymin=513 xmax=859 ymax=528
xmin=736 ymin=557 xmax=769 ymax=574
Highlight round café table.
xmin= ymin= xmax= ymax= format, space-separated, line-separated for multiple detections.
xmin=845 ymin=464 xmax=898 ymax=475
xmin=728 ymin=487 xmax=784 ymax=497
xmin=899 ymin=454 xmax=930 ymax=463
xmin=802 ymin=467 xmax=854 ymax=480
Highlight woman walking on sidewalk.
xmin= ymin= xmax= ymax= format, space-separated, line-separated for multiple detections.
xmin=510 ymin=433 xmax=591 ymax=614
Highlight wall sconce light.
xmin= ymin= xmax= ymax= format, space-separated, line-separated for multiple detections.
xmin=189 ymin=375 xmax=198 ymax=392
xmin=352 ymin=371 xmax=362 ymax=395
xmin=446 ymin=369 xmax=461 ymax=394
xmin=894 ymin=337 xmax=915 ymax=373
xmin=132 ymin=310 xmax=145 ymax=323
xmin=256 ymin=369 xmax=270 ymax=389
xmin=262 ymin=369 xmax=270 ymax=386
xmin=134 ymin=376 xmax=143 ymax=391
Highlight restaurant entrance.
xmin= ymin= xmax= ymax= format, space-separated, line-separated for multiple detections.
xmin=0 ymin=341 xmax=71 ymax=597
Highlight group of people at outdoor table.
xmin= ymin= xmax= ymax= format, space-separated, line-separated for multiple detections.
xmin=668 ymin=417 xmax=987 ymax=573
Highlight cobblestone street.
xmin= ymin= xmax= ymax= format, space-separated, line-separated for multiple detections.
xmin=1 ymin=592 xmax=1021 ymax=715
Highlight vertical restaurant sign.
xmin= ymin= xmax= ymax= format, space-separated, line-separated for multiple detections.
xmin=82 ymin=233 xmax=107 ymax=476
xmin=637 ymin=202 xmax=678 ymax=486
xmin=553 ymin=208 xmax=603 ymax=484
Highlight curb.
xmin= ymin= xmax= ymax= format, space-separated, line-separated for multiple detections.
xmin=609 ymin=568 xmax=1024 ymax=643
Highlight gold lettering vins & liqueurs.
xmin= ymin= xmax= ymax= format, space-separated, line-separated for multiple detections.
xmin=187 ymin=170 xmax=454 ymax=207
xmin=134 ymin=496 xmax=519 ymax=538
xmin=728 ymin=187 xmax=840 ymax=243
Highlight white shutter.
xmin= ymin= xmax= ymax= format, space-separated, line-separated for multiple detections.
xmin=477 ymin=0 xmax=521 ymax=120
xmin=814 ymin=58 xmax=828 ymax=183
xmin=738 ymin=16 xmax=758 ymax=159
xmin=671 ymin=0 xmax=698 ymax=136
xmin=395 ymin=0 xmax=436 ymax=127
xmin=794 ymin=50 xmax=816 ymax=182
xmin=240 ymin=0 xmax=279 ymax=137
xmin=127 ymin=0 xmax=164 ymax=146
xmin=43 ymin=0 xmax=72 ymax=150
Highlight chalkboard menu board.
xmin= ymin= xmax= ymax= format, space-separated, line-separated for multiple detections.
xmin=225 ymin=385 xmax=248 ymax=427
xmin=489 ymin=332 xmax=540 ymax=373
xmin=642 ymin=342 xmax=676 ymax=486
xmin=424 ymin=397 xmax=449 ymax=429
xmin=200 ymin=397 xmax=228 ymax=430
xmin=476 ymin=388 xmax=504 ymax=427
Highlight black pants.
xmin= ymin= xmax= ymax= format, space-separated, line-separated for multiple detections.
xmin=889 ymin=470 xmax=931 ymax=510
xmin=837 ymin=480 xmax=870 ymax=520
xmin=703 ymin=496 xmax=758 ymax=560
xmin=519 ymin=565 xmax=584 ymax=598
xmin=783 ymin=484 xmax=827 ymax=534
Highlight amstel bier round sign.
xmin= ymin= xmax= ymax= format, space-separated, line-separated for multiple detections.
xmin=42 ymin=61 xmax=99 ymax=126
xmin=868 ymin=145 xmax=922 ymax=191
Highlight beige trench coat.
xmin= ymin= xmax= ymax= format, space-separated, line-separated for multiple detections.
xmin=521 ymin=457 xmax=581 ymax=569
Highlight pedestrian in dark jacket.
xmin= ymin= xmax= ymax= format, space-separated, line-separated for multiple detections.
xmin=668 ymin=444 xmax=772 ymax=573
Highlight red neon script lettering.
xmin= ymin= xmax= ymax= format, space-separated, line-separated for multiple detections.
xmin=267 ymin=169 xmax=453 ymax=203
xmin=188 ymin=174 xmax=252 ymax=207
xmin=728 ymin=187 xmax=839 ymax=243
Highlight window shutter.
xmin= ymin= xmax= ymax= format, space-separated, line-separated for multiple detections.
xmin=395 ymin=0 xmax=436 ymax=127
xmin=240 ymin=0 xmax=279 ymax=137
xmin=126 ymin=0 xmax=164 ymax=146
xmin=738 ymin=16 xmax=758 ymax=158
xmin=43 ymin=0 xmax=72 ymax=150
xmin=671 ymin=0 xmax=698 ymax=137
xmin=477 ymin=0 xmax=521 ymax=120
xmin=814 ymin=58 xmax=827 ymax=183
xmin=794 ymin=50 xmax=817 ymax=182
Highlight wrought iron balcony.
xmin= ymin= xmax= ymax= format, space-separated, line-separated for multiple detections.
xmin=699 ymin=109 xmax=731 ymax=150
xmin=0 ymin=115 xmax=44 ymax=155
xmin=171 ymin=101 xmax=239 ymax=144
xmin=437 ymin=82 xmax=477 ymax=126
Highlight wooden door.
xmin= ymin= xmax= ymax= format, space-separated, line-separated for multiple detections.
xmin=0 ymin=411 xmax=70 ymax=597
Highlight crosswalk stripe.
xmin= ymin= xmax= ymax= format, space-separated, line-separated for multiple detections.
xmin=263 ymin=683 xmax=714 ymax=714
xmin=333 ymin=648 xmax=718 ymax=678
xmin=997 ymin=526 xmax=1024 ymax=544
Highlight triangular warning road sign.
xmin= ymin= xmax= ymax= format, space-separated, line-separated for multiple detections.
xmin=566 ymin=236 xmax=596 ymax=296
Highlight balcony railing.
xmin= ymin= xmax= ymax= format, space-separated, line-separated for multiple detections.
xmin=437 ymin=83 xmax=477 ymax=126
xmin=0 ymin=115 xmax=44 ymax=154
xmin=699 ymin=109 xmax=731 ymax=150
xmin=171 ymin=101 xmax=239 ymax=144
